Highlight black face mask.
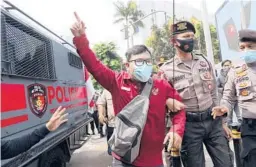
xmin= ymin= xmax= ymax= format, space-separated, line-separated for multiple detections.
xmin=176 ymin=38 xmax=194 ymax=53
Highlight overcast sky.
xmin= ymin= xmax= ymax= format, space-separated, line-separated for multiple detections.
xmin=6 ymin=0 xmax=225 ymax=56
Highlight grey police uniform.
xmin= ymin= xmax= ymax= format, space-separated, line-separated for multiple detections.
xmin=217 ymin=69 xmax=242 ymax=125
xmin=160 ymin=53 xmax=233 ymax=167
xmin=220 ymin=29 xmax=256 ymax=167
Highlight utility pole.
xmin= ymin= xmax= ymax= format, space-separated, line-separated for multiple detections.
xmin=121 ymin=10 xmax=171 ymax=51
xmin=201 ymin=0 xmax=216 ymax=72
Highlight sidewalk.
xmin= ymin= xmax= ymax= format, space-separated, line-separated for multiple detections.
xmin=67 ymin=134 xmax=236 ymax=167
xmin=67 ymin=123 xmax=237 ymax=167
xmin=67 ymin=134 xmax=112 ymax=167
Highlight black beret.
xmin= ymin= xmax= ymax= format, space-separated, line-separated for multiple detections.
xmin=238 ymin=29 xmax=256 ymax=42
xmin=171 ymin=21 xmax=196 ymax=35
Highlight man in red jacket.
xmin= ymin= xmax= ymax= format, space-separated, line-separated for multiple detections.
xmin=70 ymin=12 xmax=186 ymax=167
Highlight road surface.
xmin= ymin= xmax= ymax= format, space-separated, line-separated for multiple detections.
xmin=67 ymin=124 xmax=236 ymax=167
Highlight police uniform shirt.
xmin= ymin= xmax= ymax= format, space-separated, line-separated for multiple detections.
xmin=160 ymin=53 xmax=218 ymax=112
xmin=96 ymin=89 xmax=115 ymax=127
xmin=220 ymin=29 xmax=256 ymax=119
xmin=221 ymin=64 xmax=256 ymax=119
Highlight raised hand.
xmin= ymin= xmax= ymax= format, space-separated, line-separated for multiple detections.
xmin=46 ymin=106 xmax=68 ymax=131
xmin=70 ymin=12 xmax=86 ymax=37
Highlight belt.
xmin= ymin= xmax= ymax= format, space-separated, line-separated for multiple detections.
xmin=186 ymin=108 xmax=212 ymax=122
xmin=243 ymin=118 xmax=256 ymax=125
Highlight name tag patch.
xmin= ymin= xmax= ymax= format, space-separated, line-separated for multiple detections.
xmin=240 ymin=89 xmax=249 ymax=96
xmin=200 ymin=61 xmax=207 ymax=67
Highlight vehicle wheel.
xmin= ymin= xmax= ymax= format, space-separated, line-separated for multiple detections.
xmin=39 ymin=148 xmax=66 ymax=167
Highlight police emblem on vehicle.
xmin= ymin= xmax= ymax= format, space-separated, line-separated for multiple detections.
xmin=27 ymin=84 xmax=48 ymax=117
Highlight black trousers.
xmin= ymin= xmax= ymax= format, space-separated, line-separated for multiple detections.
xmin=181 ymin=117 xmax=234 ymax=167
xmin=85 ymin=110 xmax=103 ymax=134
xmin=107 ymin=125 xmax=114 ymax=141
xmin=241 ymin=119 xmax=256 ymax=167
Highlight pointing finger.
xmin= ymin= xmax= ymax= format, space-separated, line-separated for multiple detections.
xmin=74 ymin=12 xmax=81 ymax=22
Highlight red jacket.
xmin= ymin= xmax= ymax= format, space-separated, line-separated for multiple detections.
xmin=73 ymin=35 xmax=186 ymax=167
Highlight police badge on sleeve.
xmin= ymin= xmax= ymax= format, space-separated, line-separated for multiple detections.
xmin=27 ymin=84 xmax=48 ymax=117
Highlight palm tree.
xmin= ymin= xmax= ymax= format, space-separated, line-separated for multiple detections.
xmin=113 ymin=0 xmax=145 ymax=48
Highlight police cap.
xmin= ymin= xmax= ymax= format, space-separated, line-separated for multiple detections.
xmin=238 ymin=29 xmax=256 ymax=42
xmin=171 ymin=21 xmax=196 ymax=35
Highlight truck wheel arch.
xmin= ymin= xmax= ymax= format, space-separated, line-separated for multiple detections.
xmin=39 ymin=139 xmax=71 ymax=167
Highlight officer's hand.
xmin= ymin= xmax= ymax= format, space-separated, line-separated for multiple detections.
xmin=164 ymin=132 xmax=182 ymax=150
xmin=70 ymin=12 xmax=86 ymax=37
xmin=166 ymin=98 xmax=186 ymax=112
xmin=99 ymin=114 xmax=107 ymax=124
xmin=222 ymin=124 xmax=232 ymax=140
xmin=211 ymin=106 xmax=228 ymax=119
xmin=46 ymin=106 xmax=68 ymax=131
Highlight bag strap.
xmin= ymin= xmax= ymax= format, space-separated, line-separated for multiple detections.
xmin=140 ymin=78 xmax=153 ymax=97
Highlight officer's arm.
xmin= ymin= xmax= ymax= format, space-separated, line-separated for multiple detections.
xmin=209 ymin=63 xmax=218 ymax=107
xmin=164 ymin=80 xmax=186 ymax=138
xmin=97 ymin=90 xmax=107 ymax=117
xmin=1 ymin=126 xmax=49 ymax=160
xmin=220 ymin=70 xmax=237 ymax=115
xmin=73 ymin=35 xmax=117 ymax=92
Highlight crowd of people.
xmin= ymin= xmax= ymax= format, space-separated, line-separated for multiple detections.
xmin=71 ymin=11 xmax=255 ymax=167
xmin=1 ymin=11 xmax=255 ymax=167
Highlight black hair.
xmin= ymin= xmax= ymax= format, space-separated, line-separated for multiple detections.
xmin=125 ymin=45 xmax=151 ymax=61
xmin=221 ymin=60 xmax=232 ymax=67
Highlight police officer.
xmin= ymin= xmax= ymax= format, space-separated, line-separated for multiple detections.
xmin=212 ymin=29 xmax=256 ymax=167
xmin=217 ymin=60 xmax=242 ymax=126
xmin=160 ymin=21 xmax=233 ymax=167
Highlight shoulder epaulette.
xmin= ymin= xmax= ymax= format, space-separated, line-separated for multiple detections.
xmin=193 ymin=51 xmax=204 ymax=56
xmin=235 ymin=64 xmax=248 ymax=75
xmin=162 ymin=58 xmax=174 ymax=66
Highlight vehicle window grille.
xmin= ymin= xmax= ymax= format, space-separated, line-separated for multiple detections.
xmin=1 ymin=12 xmax=56 ymax=79
xmin=68 ymin=52 xmax=82 ymax=69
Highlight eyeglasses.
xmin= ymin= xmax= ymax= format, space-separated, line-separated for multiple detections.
xmin=129 ymin=59 xmax=153 ymax=66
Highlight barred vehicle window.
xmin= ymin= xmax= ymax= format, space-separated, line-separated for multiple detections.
xmin=1 ymin=12 xmax=56 ymax=79
xmin=68 ymin=52 xmax=82 ymax=69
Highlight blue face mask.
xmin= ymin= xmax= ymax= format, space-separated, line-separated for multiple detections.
xmin=133 ymin=64 xmax=153 ymax=82
xmin=241 ymin=50 xmax=256 ymax=64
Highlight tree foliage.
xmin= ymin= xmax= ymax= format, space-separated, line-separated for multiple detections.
xmin=113 ymin=0 xmax=145 ymax=34
xmin=146 ymin=19 xmax=175 ymax=61
xmin=91 ymin=42 xmax=122 ymax=90
xmin=146 ymin=17 xmax=221 ymax=65
xmin=191 ymin=17 xmax=220 ymax=63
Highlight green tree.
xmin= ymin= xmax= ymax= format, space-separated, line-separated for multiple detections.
xmin=146 ymin=17 xmax=221 ymax=67
xmin=191 ymin=17 xmax=220 ymax=63
xmin=146 ymin=18 xmax=175 ymax=65
xmin=91 ymin=42 xmax=122 ymax=90
xmin=113 ymin=0 xmax=145 ymax=47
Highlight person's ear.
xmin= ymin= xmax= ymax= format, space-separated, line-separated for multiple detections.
xmin=125 ymin=62 xmax=129 ymax=68
xmin=170 ymin=37 xmax=177 ymax=46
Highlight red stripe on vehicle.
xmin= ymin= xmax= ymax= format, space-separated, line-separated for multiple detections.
xmin=50 ymin=101 xmax=87 ymax=113
xmin=0 ymin=114 xmax=28 ymax=128
xmin=1 ymin=84 xmax=27 ymax=112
